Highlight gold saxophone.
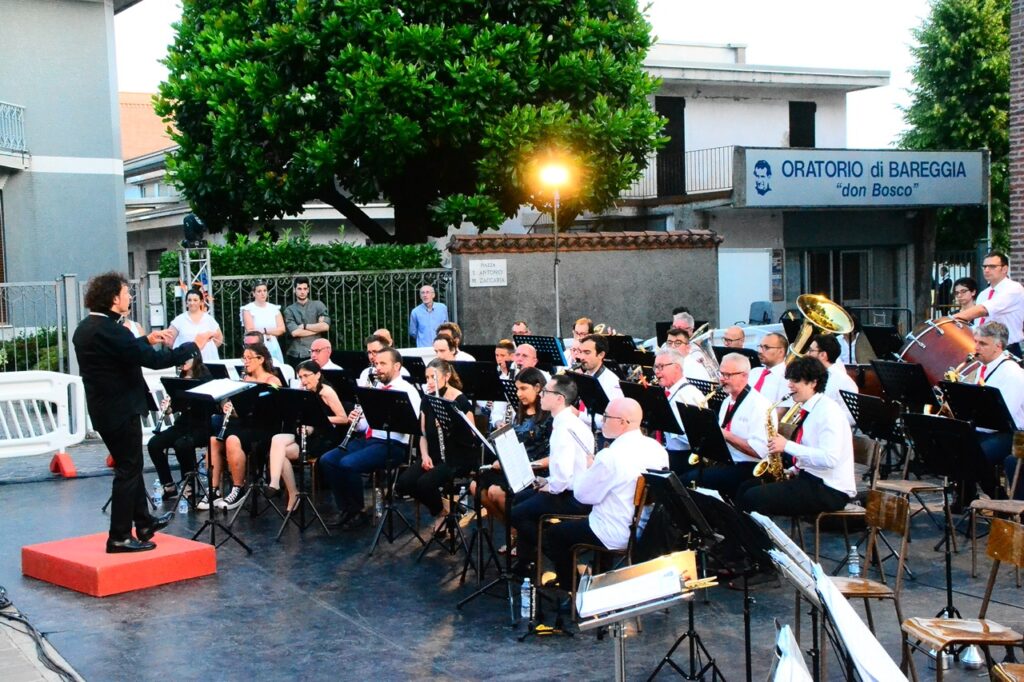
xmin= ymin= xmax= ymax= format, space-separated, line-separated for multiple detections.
xmin=753 ymin=395 xmax=801 ymax=480
xmin=688 ymin=384 xmax=725 ymax=466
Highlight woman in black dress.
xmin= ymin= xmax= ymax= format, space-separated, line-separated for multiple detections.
xmin=147 ymin=354 xmax=212 ymax=501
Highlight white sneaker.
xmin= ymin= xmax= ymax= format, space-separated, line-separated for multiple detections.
xmin=196 ymin=489 xmax=219 ymax=511
xmin=215 ymin=485 xmax=247 ymax=510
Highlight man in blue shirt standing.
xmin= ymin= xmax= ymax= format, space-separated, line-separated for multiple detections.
xmin=409 ymin=284 xmax=448 ymax=347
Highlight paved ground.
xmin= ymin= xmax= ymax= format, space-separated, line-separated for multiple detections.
xmin=1 ymin=439 xmax=1023 ymax=680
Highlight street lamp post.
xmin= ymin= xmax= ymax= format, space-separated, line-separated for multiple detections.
xmin=539 ymin=163 xmax=570 ymax=338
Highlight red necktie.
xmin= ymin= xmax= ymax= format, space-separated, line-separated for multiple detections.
xmin=724 ymin=401 xmax=735 ymax=432
xmin=364 ymin=384 xmax=391 ymax=438
xmin=655 ymin=389 xmax=671 ymax=445
xmin=980 ymin=365 xmax=988 ymax=383
xmin=753 ymin=368 xmax=769 ymax=393
xmin=979 ymin=288 xmax=995 ymax=325
xmin=793 ymin=409 xmax=809 ymax=444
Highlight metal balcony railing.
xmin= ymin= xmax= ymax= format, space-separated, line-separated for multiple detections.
xmin=621 ymin=145 xmax=734 ymax=200
xmin=0 ymin=101 xmax=27 ymax=153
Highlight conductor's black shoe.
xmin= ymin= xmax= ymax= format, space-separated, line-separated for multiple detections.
xmin=106 ymin=537 xmax=156 ymax=554
xmin=136 ymin=512 xmax=173 ymax=542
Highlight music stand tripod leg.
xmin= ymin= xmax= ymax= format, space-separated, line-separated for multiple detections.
xmin=191 ymin=458 xmax=252 ymax=555
xmin=456 ymin=485 xmax=517 ymax=627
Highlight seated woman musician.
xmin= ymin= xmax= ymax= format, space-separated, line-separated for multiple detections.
xmin=396 ymin=359 xmax=475 ymax=534
xmin=147 ymin=354 xmax=212 ymax=501
xmin=199 ymin=342 xmax=282 ymax=511
xmin=265 ymin=360 xmax=350 ymax=513
xmin=472 ymin=367 xmax=552 ymax=524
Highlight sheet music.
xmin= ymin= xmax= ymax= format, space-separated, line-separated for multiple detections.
xmin=491 ymin=427 xmax=534 ymax=493
xmin=576 ymin=566 xmax=682 ymax=619
xmin=186 ymin=378 xmax=251 ymax=401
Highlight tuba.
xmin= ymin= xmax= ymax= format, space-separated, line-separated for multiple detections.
xmin=786 ymin=294 xmax=855 ymax=364
xmin=689 ymin=327 xmax=722 ymax=381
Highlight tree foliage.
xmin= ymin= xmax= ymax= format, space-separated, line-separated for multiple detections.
xmin=156 ymin=0 xmax=666 ymax=244
xmin=900 ymin=0 xmax=1009 ymax=251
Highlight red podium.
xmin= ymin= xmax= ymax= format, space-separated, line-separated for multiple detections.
xmin=22 ymin=533 xmax=216 ymax=597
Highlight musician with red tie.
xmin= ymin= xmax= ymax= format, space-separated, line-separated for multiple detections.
xmin=747 ymin=332 xmax=791 ymax=404
xmin=970 ymin=322 xmax=1024 ymax=500
xmin=954 ymin=252 xmax=1024 ymax=357
xmin=735 ymin=356 xmax=855 ymax=517
xmin=652 ymin=347 xmax=705 ymax=475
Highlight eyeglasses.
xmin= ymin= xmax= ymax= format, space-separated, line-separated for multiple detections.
xmin=242 ymin=355 xmax=260 ymax=362
xmin=653 ymin=363 xmax=678 ymax=370
xmin=665 ymin=339 xmax=687 ymax=347
xmin=758 ymin=344 xmax=784 ymax=351
xmin=604 ymin=415 xmax=629 ymax=424
xmin=954 ymin=288 xmax=972 ymax=295
xmin=540 ymin=389 xmax=565 ymax=398
xmin=723 ymin=337 xmax=743 ymax=344
xmin=719 ymin=371 xmax=747 ymax=378
xmin=310 ymin=347 xmax=329 ymax=353
xmin=982 ymin=263 xmax=1004 ymax=269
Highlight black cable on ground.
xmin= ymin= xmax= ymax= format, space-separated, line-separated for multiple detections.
xmin=0 ymin=585 xmax=79 ymax=682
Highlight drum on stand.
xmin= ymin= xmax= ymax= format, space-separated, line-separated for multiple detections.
xmin=897 ymin=317 xmax=977 ymax=385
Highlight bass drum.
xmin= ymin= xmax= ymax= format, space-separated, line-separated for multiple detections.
xmin=897 ymin=317 xmax=976 ymax=385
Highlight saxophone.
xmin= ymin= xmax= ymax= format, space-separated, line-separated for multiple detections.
xmin=753 ymin=395 xmax=799 ymax=480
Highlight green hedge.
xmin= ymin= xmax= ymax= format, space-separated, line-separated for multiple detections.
xmin=159 ymin=230 xmax=442 ymax=278
xmin=0 ymin=327 xmax=63 ymax=372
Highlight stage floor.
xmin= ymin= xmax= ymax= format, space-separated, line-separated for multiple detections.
xmin=2 ymin=454 xmax=1023 ymax=680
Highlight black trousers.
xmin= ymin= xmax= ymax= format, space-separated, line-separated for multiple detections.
xmin=147 ymin=422 xmax=197 ymax=486
xmin=99 ymin=416 xmax=153 ymax=541
xmin=511 ymin=488 xmax=591 ymax=564
xmin=396 ymin=460 xmax=456 ymax=516
xmin=735 ymin=471 xmax=850 ymax=517
xmin=683 ymin=462 xmax=757 ymax=503
xmin=543 ymin=518 xmax=604 ymax=589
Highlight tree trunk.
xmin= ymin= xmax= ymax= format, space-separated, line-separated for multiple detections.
xmin=318 ymin=186 xmax=395 ymax=244
xmin=392 ymin=196 xmax=431 ymax=245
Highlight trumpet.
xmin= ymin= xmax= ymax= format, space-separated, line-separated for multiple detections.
xmin=753 ymin=395 xmax=799 ymax=480
xmin=339 ymin=368 xmax=377 ymax=450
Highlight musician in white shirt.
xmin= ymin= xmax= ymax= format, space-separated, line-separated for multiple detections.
xmin=357 ymin=334 xmax=408 ymax=386
xmin=511 ymin=374 xmax=594 ymax=575
xmin=806 ymin=334 xmax=858 ymax=426
xmin=576 ymin=334 xmax=624 ymax=432
xmin=663 ymin=327 xmax=712 ymax=383
xmin=736 ymin=356 xmax=856 ymax=517
xmin=318 ymin=348 xmax=421 ymax=528
xmin=970 ymin=322 xmax=1024 ymax=500
xmin=543 ymin=397 xmax=669 ymax=588
xmin=684 ymin=353 xmax=774 ymax=501
xmin=747 ymin=332 xmax=791 ymax=405
xmin=954 ymin=251 xmax=1024 ymax=356
xmin=653 ymin=348 xmax=706 ymax=474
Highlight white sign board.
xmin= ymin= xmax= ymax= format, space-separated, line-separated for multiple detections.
xmin=735 ymin=148 xmax=987 ymax=208
xmin=468 ymin=259 xmax=508 ymax=288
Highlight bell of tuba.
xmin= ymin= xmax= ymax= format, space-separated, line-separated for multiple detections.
xmin=690 ymin=326 xmax=722 ymax=380
xmin=786 ymin=294 xmax=855 ymax=364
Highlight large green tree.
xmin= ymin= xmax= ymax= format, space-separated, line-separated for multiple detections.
xmin=156 ymin=0 xmax=666 ymax=244
xmin=900 ymin=0 xmax=1009 ymax=251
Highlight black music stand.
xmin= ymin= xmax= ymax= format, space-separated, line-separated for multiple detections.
xmin=494 ymin=378 xmax=522 ymax=424
xmin=185 ymin=380 xmax=258 ymax=554
xmin=160 ymin=376 xmax=211 ymax=511
xmin=619 ymin=382 xmax=683 ymax=438
xmin=460 ymin=344 xmax=496 ymax=361
xmin=712 ymin=345 xmax=762 ymax=368
xmin=513 ymin=334 xmax=567 ymax=367
xmin=602 ymin=335 xmax=638 ymax=364
xmin=871 ymin=360 xmax=939 ymax=412
xmin=566 ymin=370 xmax=611 ymax=437
xmin=655 ymin=321 xmax=673 ymax=348
xmin=206 ymin=363 xmax=231 ymax=379
xmin=644 ymin=472 xmax=772 ymax=682
xmin=226 ymin=385 xmax=286 ymax=527
xmin=356 ymin=385 xmax=424 ymax=556
xmin=861 ymin=325 xmax=903 ymax=359
xmin=938 ymin=382 xmax=1016 ymax=432
xmin=273 ymin=388 xmax=333 ymax=540
xmin=902 ymin=414 xmax=986 ymax=619
xmin=417 ymin=394 xmax=474 ymax=561
xmin=332 ymin=350 xmax=369 ymax=374
xmin=689 ymin=378 xmax=726 ymax=414
xmin=677 ymin=404 xmax=732 ymax=487
xmin=453 ymin=361 xmax=505 ymax=404
xmin=402 ymin=356 xmax=427 ymax=385
xmin=318 ymin=368 xmax=349 ymax=392
xmin=839 ymin=390 xmax=904 ymax=480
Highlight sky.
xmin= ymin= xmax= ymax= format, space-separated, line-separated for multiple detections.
xmin=114 ymin=0 xmax=932 ymax=149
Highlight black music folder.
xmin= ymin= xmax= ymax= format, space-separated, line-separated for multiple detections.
xmin=512 ymin=334 xmax=567 ymax=367
xmin=938 ymin=381 xmax=1017 ymax=432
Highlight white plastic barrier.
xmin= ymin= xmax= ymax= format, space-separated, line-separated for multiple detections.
xmin=0 ymin=371 xmax=87 ymax=459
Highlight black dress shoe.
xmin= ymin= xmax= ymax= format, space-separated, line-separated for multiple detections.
xmin=136 ymin=511 xmax=173 ymax=542
xmin=106 ymin=537 xmax=156 ymax=554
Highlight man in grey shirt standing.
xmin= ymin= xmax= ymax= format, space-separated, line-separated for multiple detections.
xmin=284 ymin=276 xmax=330 ymax=367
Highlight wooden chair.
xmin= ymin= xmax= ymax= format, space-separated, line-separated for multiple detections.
xmin=874 ymin=434 xmax=955 ymax=551
xmin=810 ymin=435 xmax=879 ymax=565
xmin=993 ymin=663 xmax=1024 ymax=681
xmin=829 ymin=490 xmax=910 ymax=636
xmin=536 ymin=476 xmax=648 ymax=623
xmin=969 ymin=434 xmax=1024 ymax=584
xmin=901 ymin=517 xmax=1024 ymax=681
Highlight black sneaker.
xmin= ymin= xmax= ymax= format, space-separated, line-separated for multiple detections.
xmin=196 ymin=488 xmax=220 ymax=511
xmin=161 ymin=484 xmax=178 ymax=501
xmin=215 ymin=485 xmax=247 ymax=510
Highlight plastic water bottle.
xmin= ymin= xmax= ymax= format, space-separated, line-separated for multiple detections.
xmin=198 ymin=458 xmax=207 ymax=477
xmin=520 ymin=578 xmax=532 ymax=620
xmin=177 ymin=494 xmax=188 ymax=515
xmin=847 ymin=545 xmax=861 ymax=578
xmin=373 ymin=488 xmax=383 ymax=519
xmin=151 ymin=479 xmax=163 ymax=507
xmin=458 ymin=485 xmax=468 ymax=511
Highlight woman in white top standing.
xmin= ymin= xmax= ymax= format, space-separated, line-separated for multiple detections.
xmin=240 ymin=280 xmax=285 ymax=365
xmin=166 ymin=287 xmax=223 ymax=362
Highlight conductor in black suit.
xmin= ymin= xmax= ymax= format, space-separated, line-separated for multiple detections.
xmin=74 ymin=272 xmax=209 ymax=553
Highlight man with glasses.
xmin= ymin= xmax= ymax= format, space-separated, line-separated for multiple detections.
xmin=359 ymin=334 xmax=408 ymax=386
xmin=653 ymin=348 xmax=705 ymax=475
xmin=805 ymin=334 xmax=857 ymax=426
xmin=409 ymin=284 xmax=449 ymax=348
xmin=664 ymin=328 xmax=712 ymax=382
xmin=309 ymin=339 xmax=341 ymax=370
xmin=683 ymin=353 xmax=773 ymax=501
xmin=722 ymin=326 xmax=746 ymax=349
xmin=954 ymin=252 xmax=1024 ymax=356
xmin=511 ymin=374 xmax=594 ymax=576
xmin=748 ymin=332 xmax=791 ymax=404
xmin=543 ymin=397 xmax=668 ymax=589
xmin=513 ymin=343 xmax=550 ymax=381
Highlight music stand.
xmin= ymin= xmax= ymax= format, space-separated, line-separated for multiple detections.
xmin=619 ymin=383 xmax=685 ymax=445
xmin=676 ymin=404 xmax=733 ymax=487
xmin=453 ymin=361 xmax=505 ymax=404
xmin=902 ymin=413 xmax=987 ymax=619
xmin=273 ymin=388 xmax=333 ymax=540
xmin=402 ymin=355 xmax=427 ymax=385
xmin=356 ymin=385 xmax=424 ymax=556
xmin=184 ymin=380 xmax=258 ymax=554
xmin=871 ymin=360 xmax=939 ymax=412
xmin=206 ymin=363 xmax=231 ymax=379
xmin=860 ymin=325 xmax=903 ymax=359
xmin=513 ymin=334 xmax=567 ymax=367
xmin=839 ymin=390 xmax=905 ymax=480
xmin=689 ymin=378 xmax=726 ymax=414
xmin=938 ymin=382 xmax=1016 ymax=432
xmin=602 ymin=335 xmax=638 ymax=365
xmin=566 ymin=370 xmax=611 ymax=436
xmin=460 ymin=344 xmax=495 ymax=361
xmin=712 ymin=345 xmax=761 ymax=368
xmin=332 ymin=350 xmax=369 ymax=374
xmin=160 ymin=376 xmax=211 ymax=511
xmin=655 ymin=321 xmax=673 ymax=348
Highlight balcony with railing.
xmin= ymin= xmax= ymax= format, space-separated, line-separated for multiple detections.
xmin=0 ymin=101 xmax=28 ymax=169
xmin=621 ymin=145 xmax=734 ymax=201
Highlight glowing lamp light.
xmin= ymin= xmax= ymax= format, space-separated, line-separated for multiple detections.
xmin=538 ymin=162 xmax=570 ymax=190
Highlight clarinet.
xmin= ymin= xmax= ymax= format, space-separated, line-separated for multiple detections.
xmin=339 ymin=368 xmax=377 ymax=450
xmin=215 ymin=408 xmax=231 ymax=442
xmin=433 ymin=385 xmax=447 ymax=464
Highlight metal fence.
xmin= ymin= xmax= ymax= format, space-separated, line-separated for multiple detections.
xmin=157 ymin=269 xmax=457 ymax=353
xmin=685 ymin=146 xmax=733 ymax=194
xmin=0 ymin=101 xmax=27 ymax=153
xmin=932 ymin=249 xmax=978 ymax=317
xmin=0 ymin=280 xmax=69 ymax=373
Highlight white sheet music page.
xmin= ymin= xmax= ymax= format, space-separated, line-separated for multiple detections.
xmin=185 ymin=378 xmax=251 ymax=401
xmin=492 ymin=427 xmax=534 ymax=493
xmin=576 ymin=566 xmax=682 ymax=619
